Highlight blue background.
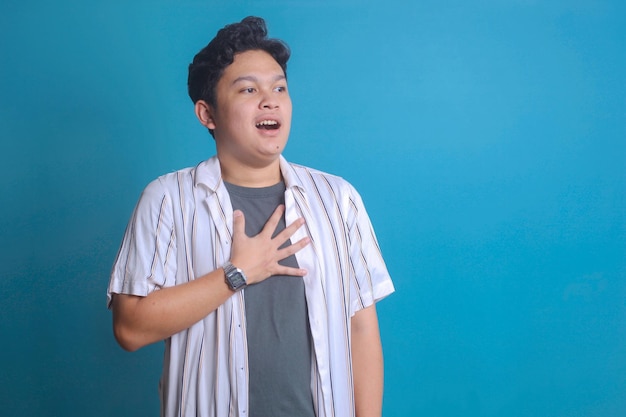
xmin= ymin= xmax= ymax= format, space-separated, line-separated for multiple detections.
xmin=1 ymin=1 xmax=624 ymax=416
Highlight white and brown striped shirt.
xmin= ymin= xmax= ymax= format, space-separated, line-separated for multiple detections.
xmin=108 ymin=155 xmax=394 ymax=417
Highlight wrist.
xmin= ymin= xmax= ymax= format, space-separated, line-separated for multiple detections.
xmin=223 ymin=261 xmax=247 ymax=291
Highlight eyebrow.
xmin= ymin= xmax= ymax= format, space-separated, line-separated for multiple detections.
xmin=232 ymin=74 xmax=287 ymax=85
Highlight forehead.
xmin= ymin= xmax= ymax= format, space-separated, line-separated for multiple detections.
xmin=220 ymin=50 xmax=285 ymax=84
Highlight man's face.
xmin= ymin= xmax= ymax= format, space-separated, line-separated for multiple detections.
xmin=206 ymin=49 xmax=292 ymax=171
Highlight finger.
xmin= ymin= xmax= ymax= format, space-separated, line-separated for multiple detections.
xmin=276 ymin=236 xmax=310 ymax=259
xmin=272 ymin=265 xmax=308 ymax=277
xmin=260 ymin=204 xmax=286 ymax=236
xmin=274 ymin=216 xmax=306 ymax=244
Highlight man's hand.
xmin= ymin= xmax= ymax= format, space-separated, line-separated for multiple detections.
xmin=230 ymin=204 xmax=310 ymax=284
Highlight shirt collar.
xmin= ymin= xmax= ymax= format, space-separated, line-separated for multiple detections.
xmin=194 ymin=155 xmax=306 ymax=193
xmin=278 ymin=155 xmax=306 ymax=192
xmin=193 ymin=156 xmax=222 ymax=192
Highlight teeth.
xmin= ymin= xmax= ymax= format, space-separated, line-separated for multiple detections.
xmin=256 ymin=120 xmax=278 ymax=126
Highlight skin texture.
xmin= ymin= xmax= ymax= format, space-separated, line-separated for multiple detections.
xmin=112 ymin=49 xmax=384 ymax=416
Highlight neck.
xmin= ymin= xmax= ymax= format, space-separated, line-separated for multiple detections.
xmin=219 ymin=157 xmax=282 ymax=187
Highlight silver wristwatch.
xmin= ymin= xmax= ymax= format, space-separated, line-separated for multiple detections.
xmin=223 ymin=262 xmax=247 ymax=291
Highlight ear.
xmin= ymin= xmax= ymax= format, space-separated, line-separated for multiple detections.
xmin=194 ymin=100 xmax=217 ymax=130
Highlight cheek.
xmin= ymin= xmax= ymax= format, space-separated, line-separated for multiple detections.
xmin=282 ymin=101 xmax=293 ymax=123
xmin=232 ymin=104 xmax=257 ymax=126
xmin=219 ymin=108 xmax=247 ymax=131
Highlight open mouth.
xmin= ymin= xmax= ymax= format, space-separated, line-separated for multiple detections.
xmin=256 ymin=120 xmax=281 ymax=130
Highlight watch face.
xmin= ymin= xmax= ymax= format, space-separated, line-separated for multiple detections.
xmin=229 ymin=271 xmax=245 ymax=289
xmin=225 ymin=263 xmax=247 ymax=290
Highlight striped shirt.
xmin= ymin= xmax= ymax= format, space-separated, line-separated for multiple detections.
xmin=108 ymin=155 xmax=395 ymax=417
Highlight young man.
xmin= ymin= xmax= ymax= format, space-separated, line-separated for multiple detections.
xmin=108 ymin=16 xmax=394 ymax=417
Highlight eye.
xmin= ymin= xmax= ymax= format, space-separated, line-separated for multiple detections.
xmin=241 ymin=87 xmax=256 ymax=94
xmin=274 ymin=86 xmax=287 ymax=93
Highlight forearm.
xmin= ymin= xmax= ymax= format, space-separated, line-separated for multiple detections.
xmin=351 ymin=304 xmax=384 ymax=417
xmin=111 ymin=207 xmax=309 ymax=352
xmin=112 ymin=268 xmax=233 ymax=351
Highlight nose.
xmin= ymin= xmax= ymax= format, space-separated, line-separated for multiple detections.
xmin=259 ymin=91 xmax=278 ymax=109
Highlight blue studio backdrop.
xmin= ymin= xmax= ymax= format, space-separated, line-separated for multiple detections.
xmin=1 ymin=1 xmax=624 ymax=416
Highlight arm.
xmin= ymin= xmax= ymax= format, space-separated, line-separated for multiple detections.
xmin=112 ymin=205 xmax=309 ymax=351
xmin=351 ymin=304 xmax=384 ymax=417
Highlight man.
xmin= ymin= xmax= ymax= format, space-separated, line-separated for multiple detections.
xmin=108 ymin=16 xmax=394 ymax=417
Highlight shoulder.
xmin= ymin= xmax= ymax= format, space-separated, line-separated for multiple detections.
xmin=143 ymin=162 xmax=206 ymax=193
xmin=285 ymin=161 xmax=368 ymax=221
xmin=137 ymin=164 xmax=200 ymax=207
xmin=287 ymin=161 xmax=359 ymax=196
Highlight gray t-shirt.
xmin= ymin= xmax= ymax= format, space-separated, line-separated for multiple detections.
xmin=225 ymin=181 xmax=315 ymax=417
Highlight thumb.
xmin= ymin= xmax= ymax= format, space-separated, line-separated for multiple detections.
xmin=233 ymin=209 xmax=245 ymax=237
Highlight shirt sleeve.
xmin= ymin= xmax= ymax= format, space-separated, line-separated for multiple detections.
xmin=347 ymin=185 xmax=395 ymax=316
xmin=107 ymin=178 xmax=178 ymax=308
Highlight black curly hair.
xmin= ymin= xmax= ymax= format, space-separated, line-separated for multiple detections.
xmin=188 ymin=16 xmax=291 ymax=108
